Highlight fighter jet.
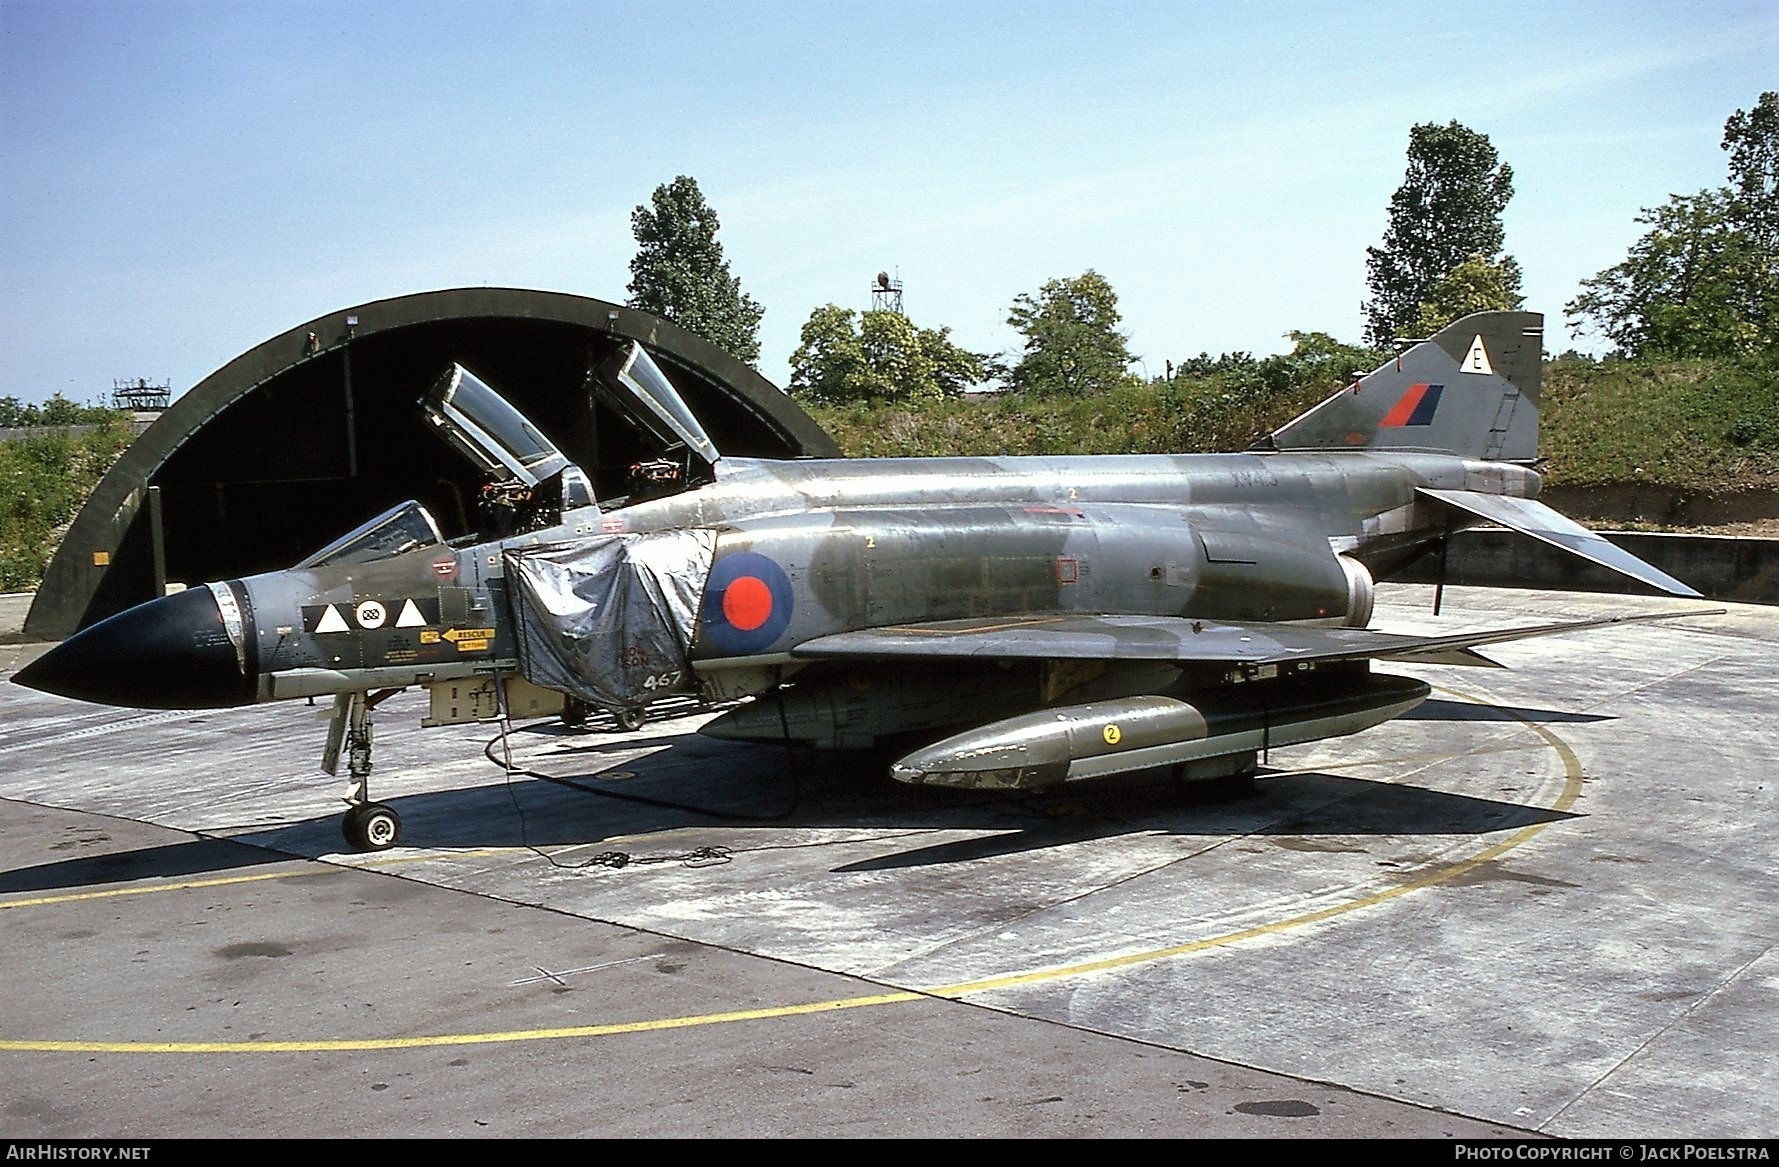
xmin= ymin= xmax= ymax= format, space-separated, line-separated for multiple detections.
xmin=14 ymin=311 xmax=1707 ymax=850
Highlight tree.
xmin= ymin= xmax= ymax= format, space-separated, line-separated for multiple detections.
xmin=626 ymin=176 xmax=765 ymax=365
xmin=1005 ymin=270 xmax=1136 ymax=396
xmin=0 ymin=394 xmax=120 ymax=428
xmin=788 ymin=306 xmax=993 ymax=405
xmin=1411 ymin=253 xmax=1525 ymax=338
xmin=1723 ymin=91 xmax=1779 ymax=256
xmin=1364 ymin=121 xmax=1518 ymax=344
xmin=1567 ymin=93 xmax=1779 ymax=358
xmin=1566 ymin=190 xmax=1769 ymax=357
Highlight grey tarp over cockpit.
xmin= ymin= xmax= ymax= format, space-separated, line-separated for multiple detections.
xmin=504 ymin=529 xmax=717 ymax=709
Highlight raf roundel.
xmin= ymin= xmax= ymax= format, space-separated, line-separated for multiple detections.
xmin=702 ymin=551 xmax=795 ymax=655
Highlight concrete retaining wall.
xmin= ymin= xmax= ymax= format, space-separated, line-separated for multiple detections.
xmin=1 ymin=593 xmax=31 ymax=638
xmin=1395 ymin=530 xmax=1779 ymax=605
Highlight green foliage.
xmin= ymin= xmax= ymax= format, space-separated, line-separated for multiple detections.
xmin=805 ymin=330 xmax=1383 ymax=459
xmin=1412 ymin=253 xmax=1525 ymax=337
xmin=1723 ymin=91 xmax=1779 ymax=256
xmin=806 ymin=345 xmax=1779 ymax=505
xmin=1538 ymin=351 xmax=1779 ymax=491
xmin=0 ymin=416 xmax=135 ymax=591
xmin=1159 ymin=332 xmax=1387 ymax=452
xmin=1365 ymin=121 xmax=1518 ymax=345
xmin=788 ymin=306 xmax=994 ymax=405
xmin=1566 ymin=189 xmax=1774 ymax=358
xmin=1005 ymin=270 xmax=1137 ymax=396
xmin=626 ymin=175 xmax=765 ymax=365
xmin=1568 ymin=93 xmax=1779 ymax=360
xmin=0 ymin=394 xmax=125 ymax=428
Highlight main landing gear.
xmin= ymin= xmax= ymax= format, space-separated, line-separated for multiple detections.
xmin=561 ymin=696 xmax=646 ymax=732
xmin=324 ymin=689 xmax=405 ymax=851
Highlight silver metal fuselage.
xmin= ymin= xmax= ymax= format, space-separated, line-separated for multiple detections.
xmin=233 ymin=450 xmax=1533 ymax=706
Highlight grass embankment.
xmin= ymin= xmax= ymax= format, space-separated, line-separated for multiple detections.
xmin=1538 ymin=356 xmax=1779 ymax=493
xmin=0 ymin=418 xmax=136 ymax=591
xmin=807 ymin=354 xmax=1779 ymax=519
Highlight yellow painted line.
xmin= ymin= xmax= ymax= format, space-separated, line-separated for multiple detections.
xmin=0 ymin=991 xmax=927 ymax=1054
xmin=0 ymin=867 xmax=323 ymax=909
xmin=1 ymin=685 xmax=1577 ymax=1054
xmin=0 ymin=847 xmax=516 ymax=910
xmin=920 ymin=683 xmax=1583 ymax=997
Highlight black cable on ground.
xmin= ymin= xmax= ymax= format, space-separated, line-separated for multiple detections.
xmin=482 ymin=696 xmax=802 ymax=871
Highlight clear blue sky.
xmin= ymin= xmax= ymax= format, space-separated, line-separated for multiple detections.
xmin=2 ymin=0 xmax=1774 ymax=404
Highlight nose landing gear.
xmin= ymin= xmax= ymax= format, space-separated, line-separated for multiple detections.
xmin=324 ymin=689 xmax=406 ymax=851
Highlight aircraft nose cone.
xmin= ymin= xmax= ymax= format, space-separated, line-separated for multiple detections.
xmin=12 ymin=586 xmax=256 ymax=709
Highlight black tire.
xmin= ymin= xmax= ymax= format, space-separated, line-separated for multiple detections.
xmin=358 ymin=803 xmax=401 ymax=850
xmin=562 ymin=697 xmax=590 ymax=727
xmin=341 ymin=805 xmax=368 ymax=849
xmin=614 ymin=707 xmax=646 ymax=732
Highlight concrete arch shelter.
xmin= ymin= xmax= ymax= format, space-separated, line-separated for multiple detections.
xmin=28 ymin=288 xmax=837 ymax=640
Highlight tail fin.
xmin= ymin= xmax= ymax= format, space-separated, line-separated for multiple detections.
xmin=1265 ymin=311 xmax=1543 ymax=460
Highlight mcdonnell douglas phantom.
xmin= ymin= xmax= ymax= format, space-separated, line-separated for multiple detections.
xmin=15 ymin=311 xmax=1707 ymax=850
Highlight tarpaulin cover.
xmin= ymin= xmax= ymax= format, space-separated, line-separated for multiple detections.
xmin=504 ymin=529 xmax=716 ymax=708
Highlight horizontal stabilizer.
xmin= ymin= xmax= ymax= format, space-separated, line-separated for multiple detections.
xmin=792 ymin=609 xmax=1719 ymax=668
xmin=1419 ymin=488 xmax=1704 ymax=598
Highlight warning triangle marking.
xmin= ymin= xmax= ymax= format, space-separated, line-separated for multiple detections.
xmin=395 ymin=599 xmax=427 ymax=628
xmin=314 ymin=604 xmax=349 ymax=634
xmin=1461 ymin=334 xmax=1494 ymax=375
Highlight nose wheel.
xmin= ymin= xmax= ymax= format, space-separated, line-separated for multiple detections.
xmin=342 ymin=802 xmax=402 ymax=851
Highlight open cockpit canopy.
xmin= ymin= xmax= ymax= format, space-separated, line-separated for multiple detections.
xmin=422 ymin=364 xmax=571 ymax=488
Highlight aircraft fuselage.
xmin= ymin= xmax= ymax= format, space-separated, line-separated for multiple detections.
xmin=16 ymin=450 xmax=1533 ymax=717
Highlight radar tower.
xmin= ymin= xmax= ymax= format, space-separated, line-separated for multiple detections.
xmin=870 ymin=270 xmax=904 ymax=316
xmin=112 ymin=378 xmax=170 ymax=413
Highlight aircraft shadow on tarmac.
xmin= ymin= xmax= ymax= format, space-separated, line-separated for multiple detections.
xmin=0 ymin=836 xmax=290 ymax=894
xmin=1399 ymin=698 xmax=1615 ymax=725
xmin=0 ymin=723 xmax=1582 ymax=891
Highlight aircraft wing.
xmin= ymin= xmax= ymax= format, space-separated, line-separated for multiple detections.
xmin=1419 ymin=488 xmax=1703 ymax=597
xmin=790 ymin=609 xmax=1717 ymax=668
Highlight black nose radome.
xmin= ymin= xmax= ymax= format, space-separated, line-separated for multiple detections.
xmin=13 ymin=586 xmax=256 ymax=710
